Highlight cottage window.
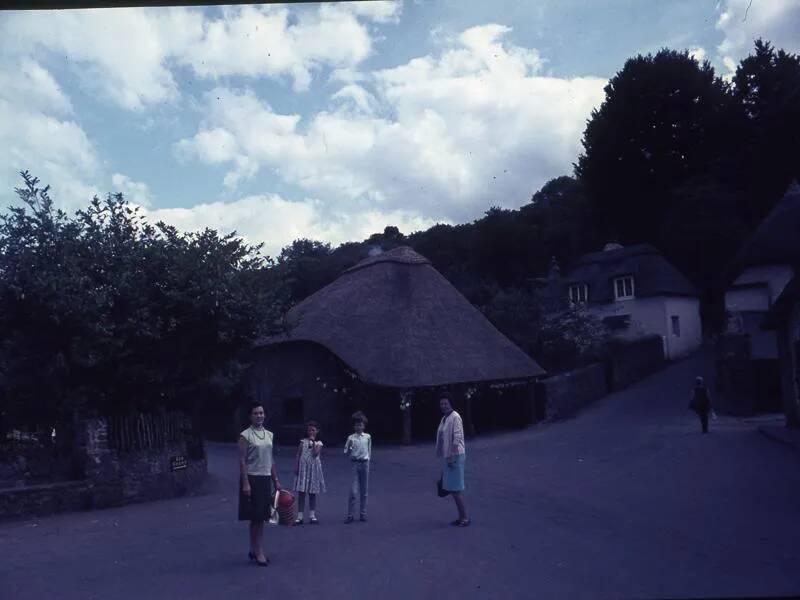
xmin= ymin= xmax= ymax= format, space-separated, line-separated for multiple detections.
xmin=603 ymin=314 xmax=631 ymax=330
xmin=568 ymin=283 xmax=588 ymax=305
xmin=613 ymin=276 xmax=635 ymax=300
xmin=671 ymin=315 xmax=681 ymax=336
xmin=283 ymin=396 xmax=303 ymax=424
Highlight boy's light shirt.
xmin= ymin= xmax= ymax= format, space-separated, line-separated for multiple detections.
xmin=344 ymin=432 xmax=372 ymax=460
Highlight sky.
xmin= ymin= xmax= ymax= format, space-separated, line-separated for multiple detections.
xmin=1 ymin=0 xmax=799 ymax=257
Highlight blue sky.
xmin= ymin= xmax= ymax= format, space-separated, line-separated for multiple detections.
xmin=1 ymin=0 xmax=799 ymax=256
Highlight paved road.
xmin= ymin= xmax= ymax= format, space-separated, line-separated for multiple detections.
xmin=2 ymin=351 xmax=800 ymax=600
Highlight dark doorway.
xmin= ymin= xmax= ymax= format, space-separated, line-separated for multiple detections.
xmin=752 ymin=359 xmax=783 ymax=413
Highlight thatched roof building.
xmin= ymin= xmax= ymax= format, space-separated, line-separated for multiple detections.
xmin=250 ymin=246 xmax=544 ymax=441
xmin=261 ymin=246 xmax=544 ymax=386
xmin=563 ymin=243 xmax=698 ymax=303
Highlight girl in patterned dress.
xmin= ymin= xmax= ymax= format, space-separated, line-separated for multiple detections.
xmin=293 ymin=421 xmax=326 ymax=524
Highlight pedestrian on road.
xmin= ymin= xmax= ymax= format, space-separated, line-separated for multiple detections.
xmin=436 ymin=391 xmax=470 ymax=527
xmin=343 ymin=411 xmax=371 ymax=523
xmin=238 ymin=402 xmax=282 ymax=567
xmin=294 ymin=420 xmax=326 ymax=525
xmin=688 ymin=376 xmax=713 ymax=434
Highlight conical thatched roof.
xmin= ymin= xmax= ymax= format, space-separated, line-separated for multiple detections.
xmin=260 ymin=246 xmax=545 ymax=388
xmin=729 ymin=181 xmax=800 ymax=276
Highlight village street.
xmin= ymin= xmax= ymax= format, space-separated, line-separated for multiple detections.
xmin=2 ymin=351 xmax=799 ymax=600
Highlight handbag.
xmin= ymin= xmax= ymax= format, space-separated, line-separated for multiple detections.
xmin=437 ymin=476 xmax=450 ymax=498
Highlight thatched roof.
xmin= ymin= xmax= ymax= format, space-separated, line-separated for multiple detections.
xmin=259 ymin=246 xmax=545 ymax=388
xmin=729 ymin=181 xmax=800 ymax=277
xmin=563 ymin=243 xmax=698 ymax=303
xmin=762 ymin=274 xmax=800 ymax=330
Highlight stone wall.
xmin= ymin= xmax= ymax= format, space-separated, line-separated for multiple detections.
xmin=604 ymin=335 xmax=666 ymax=391
xmin=537 ymin=363 xmax=607 ymax=420
xmin=0 ymin=415 xmax=207 ymax=521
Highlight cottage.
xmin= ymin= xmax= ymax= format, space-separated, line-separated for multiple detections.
xmin=718 ymin=181 xmax=800 ymax=414
xmin=761 ymin=276 xmax=800 ymax=427
xmin=559 ymin=243 xmax=702 ymax=360
xmin=246 ymin=246 xmax=545 ymax=443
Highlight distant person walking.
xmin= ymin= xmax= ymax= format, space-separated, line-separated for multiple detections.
xmin=689 ymin=376 xmax=713 ymax=434
xmin=436 ymin=392 xmax=470 ymax=527
xmin=238 ymin=403 xmax=282 ymax=566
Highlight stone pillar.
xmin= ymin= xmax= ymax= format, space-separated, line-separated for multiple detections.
xmin=80 ymin=417 xmax=122 ymax=508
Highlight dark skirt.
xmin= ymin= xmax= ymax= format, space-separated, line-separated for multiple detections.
xmin=238 ymin=475 xmax=272 ymax=522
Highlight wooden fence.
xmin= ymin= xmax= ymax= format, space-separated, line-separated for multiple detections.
xmin=107 ymin=412 xmax=186 ymax=453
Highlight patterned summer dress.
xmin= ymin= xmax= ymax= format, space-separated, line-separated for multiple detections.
xmin=294 ymin=439 xmax=326 ymax=494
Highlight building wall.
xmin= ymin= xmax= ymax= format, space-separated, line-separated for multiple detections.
xmin=246 ymin=343 xmax=359 ymax=442
xmin=724 ymin=266 xmax=795 ymax=360
xmin=777 ymin=303 xmax=800 ymax=426
xmin=662 ymin=297 xmax=703 ymax=359
xmin=588 ymin=296 xmax=667 ymax=343
xmin=726 ymin=265 xmax=795 ymax=311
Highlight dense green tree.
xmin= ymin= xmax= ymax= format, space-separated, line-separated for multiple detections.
xmin=576 ymin=49 xmax=738 ymax=244
xmin=0 ymin=172 xmax=287 ymax=429
xmin=731 ymin=39 xmax=800 ymax=226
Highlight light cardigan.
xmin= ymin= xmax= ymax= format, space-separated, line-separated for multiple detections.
xmin=436 ymin=411 xmax=466 ymax=458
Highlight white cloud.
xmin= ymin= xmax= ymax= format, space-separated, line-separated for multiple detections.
xmin=0 ymin=58 xmax=100 ymax=211
xmin=688 ymin=46 xmax=707 ymax=62
xmin=111 ymin=173 xmax=153 ymax=207
xmin=142 ymin=193 xmax=434 ymax=257
xmin=336 ymin=1 xmax=403 ymax=24
xmin=0 ymin=4 xmax=394 ymax=109
xmin=176 ymin=24 xmax=606 ymax=225
xmin=716 ymin=0 xmax=800 ymax=75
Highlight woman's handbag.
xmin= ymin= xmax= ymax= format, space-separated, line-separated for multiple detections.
xmin=437 ymin=476 xmax=450 ymax=498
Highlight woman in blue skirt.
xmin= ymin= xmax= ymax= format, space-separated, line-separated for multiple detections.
xmin=435 ymin=392 xmax=470 ymax=527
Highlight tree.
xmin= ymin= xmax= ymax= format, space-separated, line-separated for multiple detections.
xmin=731 ymin=39 xmax=800 ymax=226
xmin=576 ymin=49 xmax=738 ymax=244
xmin=0 ymin=172 xmax=287 ymax=429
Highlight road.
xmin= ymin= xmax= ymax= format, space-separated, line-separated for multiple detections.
xmin=2 ymin=351 xmax=799 ymax=599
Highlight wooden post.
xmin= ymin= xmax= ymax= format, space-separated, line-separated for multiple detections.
xmin=463 ymin=387 xmax=476 ymax=438
xmin=401 ymin=391 xmax=413 ymax=445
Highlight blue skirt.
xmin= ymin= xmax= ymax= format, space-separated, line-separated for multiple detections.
xmin=441 ymin=454 xmax=465 ymax=492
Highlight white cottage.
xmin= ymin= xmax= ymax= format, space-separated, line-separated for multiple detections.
xmin=562 ymin=243 xmax=702 ymax=360
xmin=719 ymin=181 xmax=800 ymax=414
xmin=724 ymin=182 xmax=800 ymax=353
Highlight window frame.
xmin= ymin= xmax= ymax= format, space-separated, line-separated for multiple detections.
xmin=568 ymin=282 xmax=588 ymax=305
xmin=671 ymin=315 xmax=681 ymax=337
xmin=613 ymin=275 xmax=635 ymax=301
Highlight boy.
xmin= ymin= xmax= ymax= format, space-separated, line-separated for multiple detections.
xmin=343 ymin=411 xmax=371 ymax=523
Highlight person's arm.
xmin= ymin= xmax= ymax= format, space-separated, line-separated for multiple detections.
xmin=343 ymin=436 xmax=351 ymax=455
xmin=450 ymin=415 xmax=465 ymax=464
xmin=312 ymin=440 xmax=322 ymax=457
xmin=238 ymin=436 xmax=251 ymax=496
xmin=271 ymin=462 xmax=281 ymax=490
xmin=295 ymin=442 xmax=302 ymax=474
xmin=367 ymin=435 xmax=372 ymax=460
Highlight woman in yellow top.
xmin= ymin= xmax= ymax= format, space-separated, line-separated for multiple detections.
xmin=238 ymin=402 xmax=282 ymax=567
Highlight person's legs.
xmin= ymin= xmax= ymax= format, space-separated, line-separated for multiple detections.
xmin=309 ymin=493 xmax=317 ymax=511
xmin=251 ymin=521 xmax=266 ymax=561
xmin=296 ymin=491 xmax=306 ymax=522
xmin=452 ymin=492 xmax=467 ymax=521
xmin=700 ymin=411 xmax=709 ymax=433
xmin=346 ymin=462 xmax=358 ymax=520
xmin=358 ymin=461 xmax=369 ymax=519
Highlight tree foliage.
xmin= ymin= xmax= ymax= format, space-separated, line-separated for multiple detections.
xmin=0 ymin=172 xmax=287 ymax=428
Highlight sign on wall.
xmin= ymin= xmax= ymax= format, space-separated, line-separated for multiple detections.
xmin=170 ymin=456 xmax=188 ymax=472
